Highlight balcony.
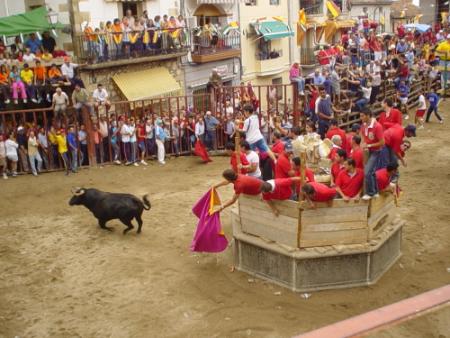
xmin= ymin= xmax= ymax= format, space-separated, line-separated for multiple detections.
xmin=75 ymin=28 xmax=190 ymax=70
xmin=255 ymin=51 xmax=285 ymax=76
xmin=300 ymin=47 xmax=318 ymax=67
xmin=191 ymin=34 xmax=241 ymax=64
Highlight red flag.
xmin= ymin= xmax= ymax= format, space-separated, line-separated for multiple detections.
xmin=194 ymin=140 xmax=212 ymax=163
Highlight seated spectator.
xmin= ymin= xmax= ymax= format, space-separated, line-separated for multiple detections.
xmin=92 ymin=83 xmax=110 ymax=109
xmin=0 ymin=64 xmax=10 ymax=104
xmin=261 ymin=177 xmax=302 ymax=216
xmin=335 ymin=158 xmax=364 ymax=201
xmin=329 ymin=134 xmax=343 ymax=161
xmin=41 ymin=48 xmax=54 ymax=62
xmin=326 ymin=119 xmax=347 ymax=150
xmin=33 ymin=60 xmax=47 ymax=102
xmin=52 ymin=87 xmax=69 ymax=118
xmin=61 ymin=57 xmax=84 ymax=87
xmin=52 ymin=47 xmax=67 ymax=58
xmin=48 ymin=64 xmax=65 ymax=85
xmin=350 ymin=134 xmax=364 ymax=169
xmin=25 ymin=33 xmax=42 ymax=54
xmin=331 ymin=149 xmax=347 ymax=185
xmin=22 ymin=48 xmax=36 ymax=63
xmin=42 ymin=31 xmax=56 ymax=54
xmin=20 ymin=63 xmax=38 ymax=103
xmin=9 ymin=65 xmax=27 ymax=104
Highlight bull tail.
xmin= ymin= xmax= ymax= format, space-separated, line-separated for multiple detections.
xmin=142 ymin=194 xmax=151 ymax=211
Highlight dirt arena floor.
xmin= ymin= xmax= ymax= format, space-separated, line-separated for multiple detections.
xmin=1 ymin=110 xmax=450 ymax=338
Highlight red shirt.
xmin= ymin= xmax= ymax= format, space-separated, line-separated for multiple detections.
xmin=230 ymin=152 xmax=249 ymax=174
xmin=233 ymin=175 xmax=262 ymax=195
xmin=275 ymin=152 xmax=292 ymax=179
xmin=309 ymin=182 xmax=337 ymax=202
xmin=361 ymin=119 xmax=384 ymax=151
xmin=309 ymin=90 xmax=319 ymax=110
xmin=326 ymin=126 xmax=347 ymax=150
xmin=271 ymin=140 xmax=285 ymax=154
xmin=331 ymin=162 xmax=344 ymax=182
xmin=328 ymin=146 xmax=341 ymax=161
xmin=384 ymin=125 xmax=404 ymax=157
xmin=376 ymin=168 xmax=390 ymax=191
xmin=350 ymin=147 xmax=364 ymax=169
xmin=137 ymin=125 xmax=146 ymax=142
xmin=294 ymin=167 xmax=315 ymax=196
xmin=336 ymin=168 xmax=364 ymax=198
xmin=378 ymin=109 xmax=402 ymax=130
xmin=262 ymin=178 xmax=294 ymax=201
xmin=318 ymin=50 xmax=330 ymax=65
xmin=345 ymin=132 xmax=355 ymax=155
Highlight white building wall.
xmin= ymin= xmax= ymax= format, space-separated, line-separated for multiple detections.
xmin=145 ymin=0 xmax=180 ymax=17
xmin=78 ymin=0 xmax=119 ymax=28
xmin=0 ymin=0 xmax=26 ymax=17
xmin=350 ymin=5 xmax=392 ymax=33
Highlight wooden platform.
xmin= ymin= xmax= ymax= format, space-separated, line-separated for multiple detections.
xmin=237 ymin=193 xmax=396 ymax=248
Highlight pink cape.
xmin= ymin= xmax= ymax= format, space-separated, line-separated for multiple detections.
xmin=190 ymin=189 xmax=228 ymax=253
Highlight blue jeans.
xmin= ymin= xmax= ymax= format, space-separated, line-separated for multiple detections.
xmin=249 ymin=137 xmax=269 ymax=152
xmin=71 ymin=149 xmax=78 ymax=171
xmin=205 ymin=130 xmax=216 ymax=150
xmin=356 ymin=97 xmax=368 ymax=112
xmin=28 ymin=152 xmax=42 ymax=175
xmin=291 ymin=77 xmax=305 ymax=93
xmin=365 ymin=150 xmax=381 ymax=196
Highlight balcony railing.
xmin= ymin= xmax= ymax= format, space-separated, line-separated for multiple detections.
xmin=191 ymin=33 xmax=241 ymax=63
xmin=75 ymin=28 xmax=191 ymax=64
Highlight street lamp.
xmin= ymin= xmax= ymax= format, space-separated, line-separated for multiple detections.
xmin=47 ymin=8 xmax=58 ymax=27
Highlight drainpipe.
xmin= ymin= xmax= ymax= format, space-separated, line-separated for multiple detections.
xmin=238 ymin=1 xmax=243 ymax=80
xmin=4 ymin=0 xmax=9 ymax=16
xmin=287 ymin=0 xmax=294 ymax=64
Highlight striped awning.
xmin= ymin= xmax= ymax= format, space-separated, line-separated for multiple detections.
xmin=197 ymin=0 xmax=242 ymax=3
xmin=113 ymin=67 xmax=181 ymax=101
xmin=252 ymin=20 xmax=294 ymax=42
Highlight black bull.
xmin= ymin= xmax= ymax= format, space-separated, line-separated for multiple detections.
xmin=69 ymin=188 xmax=151 ymax=234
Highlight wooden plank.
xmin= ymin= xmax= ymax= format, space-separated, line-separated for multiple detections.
xmin=239 ymin=196 xmax=299 ymax=218
xmin=300 ymin=228 xmax=368 ymax=248
xmin=369 ymin=200 xmax=395 ymax=226
xmin=368 ymin=193 xmax=394 ymax=217
xmin=302 ymin=205 xmax=368 ymax=225
xmin=314 ymin=199 xmax=370 ymax=209
xmin=239 ymin=205 xmax=298 ymax=228
xmin=302 ymin=221 xmax=367 ymax=232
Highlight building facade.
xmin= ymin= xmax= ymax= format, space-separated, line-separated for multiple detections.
xmin=349 ymin=0 xmax=393 ymax=33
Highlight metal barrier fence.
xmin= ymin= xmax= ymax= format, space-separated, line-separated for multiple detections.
xmin=0 ymin=83 xmax=299 ymax=174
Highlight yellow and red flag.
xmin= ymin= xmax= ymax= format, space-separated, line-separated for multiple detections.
xmin=326 ymin=0 xmax=341 ymax=19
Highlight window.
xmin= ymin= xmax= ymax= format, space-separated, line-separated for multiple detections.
xmin=257 ymin=40 xmax=282 ymax=60
xmin=119 ymin=2 xmax=143 ymax=19
xmin=300 ymin=0 xmax=324 ymax=15
xmin=270 ymin=0 xmax=280 ymax=5
xmin=245 ymin=0 xmax=257 ymax=6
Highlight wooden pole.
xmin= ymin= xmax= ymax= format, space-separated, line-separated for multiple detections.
xmin=297 ymin=151 xmax=307 ymax=248
xmin=235 ymin=119 xmax=241 ymax=173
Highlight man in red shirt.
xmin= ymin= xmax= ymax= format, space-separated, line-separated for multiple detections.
xmin=345 ymin=123 xmax=360 ymax=155
xmin=326 ymin=119 xmax=347 ymax=149
xmin=271 ymin=132 xmax=285 ymax=156
xmin=360 ymin=109 xmax=385 ymax=200
xmin=376 ymin=163 xmax=399 ymax=192
xmin=328 ymin=134 xmax=343 ymax=161
xmin=261 ymin=177 xmax=301 ymax=216
xmin=214 ymin=169 xmax=263 ymax=212
xmin=331 ymin=149 xmax=347 ymax=185
xmin=350 ymin=134 xmax=364 ymax=169
xmin=378 ymin=98 xmax=402 ymax=130
xmin=275 ymin=142 xmax=295 ymax=179
xmin=225 ymin=142 xmax=249 ymax=174
xmin=301 ymin=182 xmax=337 ymax=208
xmin=382 ymin=124 xmax=415 ymax=168
xmin=335 ymin=158 xmax=364 ymax=201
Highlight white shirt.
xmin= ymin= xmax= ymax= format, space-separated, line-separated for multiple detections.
xmin=53 ymin=92 xmax=69 ymax=105
xmin=129 ymin=124 xmax=136 ymax=142
xmin=243 ymin=114 xmax=263 ymax=144
xmin=145 ymin=124 xmax=153 ymax=138
xmin=61 ymin=63 xmax=78 ymax=79
xmin=362 ymin=87 xmax=372 ymax=100
xmin=245 ymin=150 xmax=261 ymax=178
xmin=266 ymin=179 xmax=276 ymax=192
xmin=93 ymin=88 xmax=109 ymax=102
xmin=5 ymin=139 xmax=18 ymax=158
xmin=418 ymin=94 xmax=426 ymax=110
xmin=195 ymin=122 xmax=205 ymax=137
xmin=23 ymin=53 xmax=36 ymax=63
xmin=120 ymin=124 xmax=131 ymax=143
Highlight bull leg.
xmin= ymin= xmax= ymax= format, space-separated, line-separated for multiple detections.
xmin=99 ymin=219 xmax=113 ymax=231
xmin=135 ymin=214 xmax=143 ymax=234
xmin=120 ymin=218 xmax=134 ymax=235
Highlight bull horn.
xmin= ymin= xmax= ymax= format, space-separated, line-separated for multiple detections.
xmin=71 ymin=187 xmax=85 ymax=196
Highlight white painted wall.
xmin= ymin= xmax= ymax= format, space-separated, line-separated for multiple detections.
xmin=145 ymin=0 xmax=180 ymax=17
xmin=0 ymin=0 xmax=26 ymax=17
xmin=78 ymin=0 xmax=119 ymax=28
xmin=350 ymin=5 xmax=392 ymax=33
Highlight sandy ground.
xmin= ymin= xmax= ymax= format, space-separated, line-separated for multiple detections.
xmin=1 ymin=110 xmax=450 ymax=338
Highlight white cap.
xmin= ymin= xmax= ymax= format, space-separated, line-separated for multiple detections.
xmin=17 ymin=126 xmax=24 ymax=131
xmin=206 ymin=111 xmax=212 ymax=115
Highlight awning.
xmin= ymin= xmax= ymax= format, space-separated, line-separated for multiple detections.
xmin=0 ymin=7 xmax=64 ymax=37
xmin=194 ymin=4 xmax=229 ymax=17
xmin=197 ymin=0 xmax=242 ymax=3
xmin=113 ymin=67 xmax=181 ymax=101
xmin=252 ymin=21 xmax=294 ymax=41
xmin=335 ymin=19 xmax=356 ymax=29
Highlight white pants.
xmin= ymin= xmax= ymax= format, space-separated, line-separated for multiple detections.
xmin=156 ymin=139 xmax=165 ymax=163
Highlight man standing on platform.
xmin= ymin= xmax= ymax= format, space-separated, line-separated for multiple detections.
xmin=360 ymin=109 xmax=385 ymax=200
